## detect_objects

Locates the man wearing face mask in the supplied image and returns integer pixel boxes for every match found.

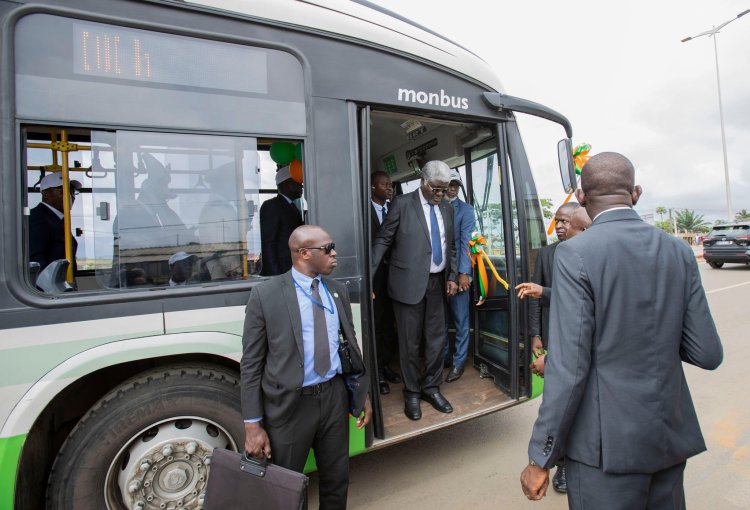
[29,172,83,277]
[260,165,304,276]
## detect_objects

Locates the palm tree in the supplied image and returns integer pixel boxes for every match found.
[656,206,667,222]
[675,209,709,232]
[736,209,750,221]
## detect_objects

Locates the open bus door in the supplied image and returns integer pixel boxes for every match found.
[464,122,548,399]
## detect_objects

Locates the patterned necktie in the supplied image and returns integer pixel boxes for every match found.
[310,279,330,377]
[430,204,443,266]
[381,204,388,224]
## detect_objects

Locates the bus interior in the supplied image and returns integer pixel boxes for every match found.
[364,110,523,444]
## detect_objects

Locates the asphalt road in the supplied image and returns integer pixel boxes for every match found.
[308,260,750,509]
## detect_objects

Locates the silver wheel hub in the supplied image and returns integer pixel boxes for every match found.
[106,417,236,510]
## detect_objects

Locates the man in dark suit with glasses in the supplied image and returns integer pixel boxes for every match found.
[371,160,458,421]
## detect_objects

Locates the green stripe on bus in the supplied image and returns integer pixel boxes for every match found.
[0,434,25,510]
[0,333,162,387]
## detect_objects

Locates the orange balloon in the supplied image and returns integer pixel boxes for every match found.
[290,159,304,184]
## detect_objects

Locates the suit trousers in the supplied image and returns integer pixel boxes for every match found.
[566,458,686,510]
[443,289,470,368]
[392,272,447,397]
[265,376,350,510]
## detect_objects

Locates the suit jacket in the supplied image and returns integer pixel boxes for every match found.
[371,190,457,305]
[528,242,559,340]
[451,198,476,275]
[529,208,723,474]
[29,203,78,275]
[259,195,303,276]
[241,271,367,426]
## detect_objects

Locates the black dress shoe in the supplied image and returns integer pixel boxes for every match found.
[552,465,567,493]
[445,365,464,383]
[382,366,402,384]
[404,396,421,420]
[379,379,390,395]
[421,391,453,413]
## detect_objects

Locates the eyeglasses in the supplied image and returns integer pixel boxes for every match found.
[428,186,448,194]
[299,242,335,254]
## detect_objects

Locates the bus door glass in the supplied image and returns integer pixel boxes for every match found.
[463,138,518,395]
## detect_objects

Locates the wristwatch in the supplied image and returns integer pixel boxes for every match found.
[529,458,539,467]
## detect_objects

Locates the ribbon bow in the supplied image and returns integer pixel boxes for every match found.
[469,232,509,306]
[546,142,592,236]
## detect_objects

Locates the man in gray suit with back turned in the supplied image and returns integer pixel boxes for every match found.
[520,152,723,509]
[372,160,458,421]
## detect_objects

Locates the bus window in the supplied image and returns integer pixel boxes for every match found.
[24,126,303,293]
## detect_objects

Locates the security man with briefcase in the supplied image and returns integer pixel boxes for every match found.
[241,225,371,509]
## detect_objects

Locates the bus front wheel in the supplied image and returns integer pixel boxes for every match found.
[46,364,243,510]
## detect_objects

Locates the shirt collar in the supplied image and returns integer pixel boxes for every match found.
[592,206,632,222]
[42,201,64,219]
[418,187,430,206]
[279,193,294,204]
[291,267,320,288]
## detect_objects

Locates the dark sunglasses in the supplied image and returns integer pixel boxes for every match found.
[299,242,335,254]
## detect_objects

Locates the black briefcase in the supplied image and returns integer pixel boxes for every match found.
[203,448,308,510]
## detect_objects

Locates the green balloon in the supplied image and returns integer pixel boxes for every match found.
[294,143,303,162]
[270,142,295,165]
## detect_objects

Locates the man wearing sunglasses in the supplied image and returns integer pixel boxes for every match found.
[371,160,459,421]
[242,225,371,508]
[29,172,82,278]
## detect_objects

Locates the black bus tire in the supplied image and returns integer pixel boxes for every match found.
[46,364,243,510]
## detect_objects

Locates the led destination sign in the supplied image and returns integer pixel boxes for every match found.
[73,21,267,94]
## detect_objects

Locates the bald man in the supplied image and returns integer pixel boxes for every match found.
[520,153,722,509]
[242,225,371,508]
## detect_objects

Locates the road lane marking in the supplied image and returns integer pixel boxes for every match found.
[706,281,750,295]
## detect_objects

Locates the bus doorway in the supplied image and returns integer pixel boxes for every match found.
[361,109,519,444]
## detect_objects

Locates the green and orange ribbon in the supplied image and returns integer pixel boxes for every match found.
[546,143,592,236]
[469,232,509,306]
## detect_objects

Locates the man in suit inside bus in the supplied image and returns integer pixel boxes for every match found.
[243,225,371,509]
[371,160,458,421]
[29,173,82,277]
[370,170,402,394]
[442,169,476,383]
[520,152,723,509]
[260,165,304,276]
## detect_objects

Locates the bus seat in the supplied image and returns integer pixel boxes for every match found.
[36,259,74,294]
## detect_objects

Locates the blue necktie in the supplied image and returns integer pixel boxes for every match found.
[430,204,443,266]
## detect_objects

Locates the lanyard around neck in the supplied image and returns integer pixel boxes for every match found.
[293,277,335,315]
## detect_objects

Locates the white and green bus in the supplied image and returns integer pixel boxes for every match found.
[0,1,576,508]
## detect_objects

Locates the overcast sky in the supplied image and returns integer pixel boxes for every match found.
[373,0,750,223]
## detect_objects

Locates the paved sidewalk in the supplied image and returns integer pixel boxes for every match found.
[691,244,703,259]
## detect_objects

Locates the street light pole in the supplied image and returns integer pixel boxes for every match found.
[682,9,749,222]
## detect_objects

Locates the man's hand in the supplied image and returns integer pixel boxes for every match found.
[356,394,373,430]
[457,273,470,293]
[515,282,543,300]
[520,463,549,501]
[446,280,458,297]
[530,354,545,378]
[244,422,272,459]
[531,336,544,355]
